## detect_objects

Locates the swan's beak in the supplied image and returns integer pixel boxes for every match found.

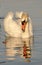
[21,20,27,32]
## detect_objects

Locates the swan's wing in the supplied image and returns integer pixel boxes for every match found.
[4,12,22,37]
[4,12,14,35]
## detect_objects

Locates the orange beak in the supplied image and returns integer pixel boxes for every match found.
[21,21,27,32]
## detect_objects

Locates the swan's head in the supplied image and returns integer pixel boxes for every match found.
[7,12,14,19]
[21,12,29,32]
[15,11,29,32]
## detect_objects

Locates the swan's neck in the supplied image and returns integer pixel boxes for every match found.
[25,22,29,32]
[22,22,30,38]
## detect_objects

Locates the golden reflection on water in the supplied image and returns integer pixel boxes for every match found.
[4,37,34,62]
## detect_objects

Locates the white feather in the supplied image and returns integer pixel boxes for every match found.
[4,12,22,37]
[15,11,23,18]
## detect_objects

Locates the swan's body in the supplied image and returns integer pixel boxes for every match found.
[4,12,22,37]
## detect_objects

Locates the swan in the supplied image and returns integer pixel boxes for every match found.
[4,12,22,38]
[4,11,33,38]
[15,12,33,38]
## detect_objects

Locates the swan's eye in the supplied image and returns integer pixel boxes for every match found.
[22,20,25,25]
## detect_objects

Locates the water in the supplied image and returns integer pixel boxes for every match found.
[0,0,42,65]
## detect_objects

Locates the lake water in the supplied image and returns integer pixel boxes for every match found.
[0,0,42,65]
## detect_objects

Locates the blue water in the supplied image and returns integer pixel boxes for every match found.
[0,0,42,65]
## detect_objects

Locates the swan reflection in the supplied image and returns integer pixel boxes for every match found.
[21,37,34,62]
[4,37,34,62]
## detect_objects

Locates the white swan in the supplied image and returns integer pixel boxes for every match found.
[15,12,33,38]
[4,12,22,38]
[4,11,33,38]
